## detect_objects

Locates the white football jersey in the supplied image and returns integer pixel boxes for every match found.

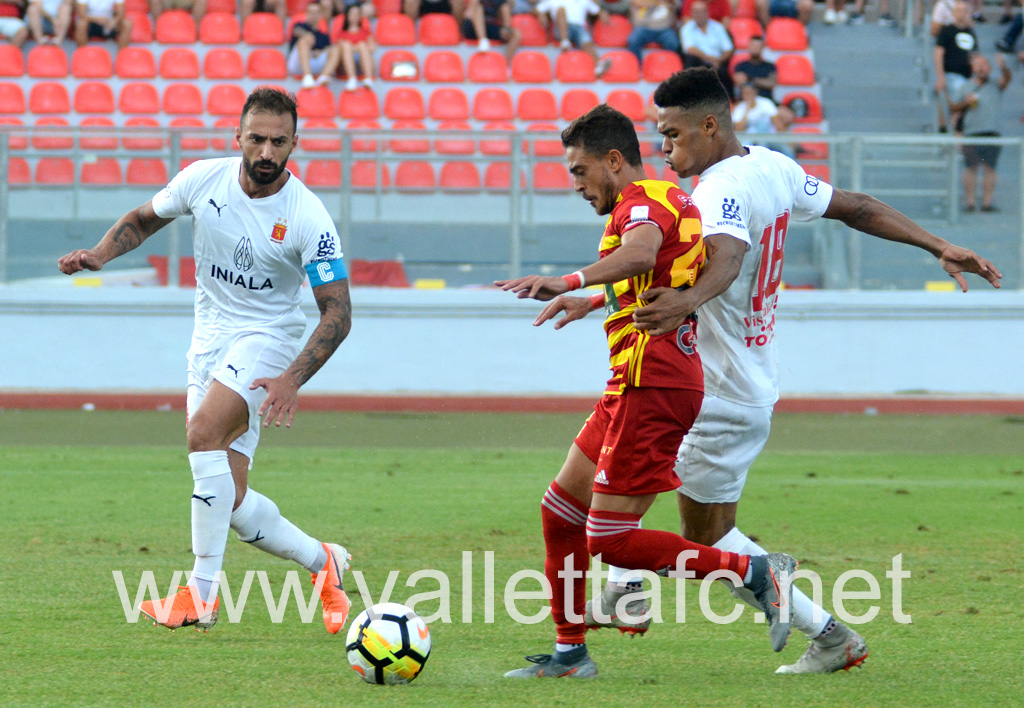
[152,157,345,356]
[690,146,833,407]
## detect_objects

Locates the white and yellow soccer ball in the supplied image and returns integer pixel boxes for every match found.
[346,603,431,685]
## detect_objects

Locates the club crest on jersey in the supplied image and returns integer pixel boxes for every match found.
[676,320,697,355]
[270,218,287,243]
[233,236,254,271]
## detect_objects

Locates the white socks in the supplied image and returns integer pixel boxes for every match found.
[713,527,830,638]
[189,451,235,604]
[230,488,324,574]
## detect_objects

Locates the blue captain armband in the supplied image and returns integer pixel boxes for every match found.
[305,258,348,287]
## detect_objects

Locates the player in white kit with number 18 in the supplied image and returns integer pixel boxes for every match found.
[58,88,355,635]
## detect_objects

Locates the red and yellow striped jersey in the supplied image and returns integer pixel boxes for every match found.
[597,180,706,393]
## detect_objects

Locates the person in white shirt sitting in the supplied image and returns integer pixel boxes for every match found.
[680,0,732,95]
[536,0,612,75]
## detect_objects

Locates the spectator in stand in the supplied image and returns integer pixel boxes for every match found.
[627,0,680,62]
[0,0,28,47]
[930,0,955,35]
[732,35,776,101]
[240,0,286,27]
[995,0,1024,59]
[934,0,976,133]
[535,0,611,75]
[681,0,728,23]
[755,0,810,26]
[949,54,1011,212]
[335,3,375,91]
[846,0,895,24]
[731,80,795,156]
[332,0,375,20]
[150,0,205,26]
[74,0,132,49]
[680,0,733,96]
[405,0,466,26]
[289,1,340,88]
[463,0,522,59]
[26,0,71,42]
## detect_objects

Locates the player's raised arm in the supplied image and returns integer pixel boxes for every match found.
[57,200,173,274]
[251,277,352,428]
[823,188,1002,291]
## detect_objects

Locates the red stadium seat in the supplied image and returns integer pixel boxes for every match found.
[483,162,525,190]
[338,89,380,119]
[511,13,547,46]
[560,88,599,121]
[605,89,645,122]
[347,119,381,152]
[533,162,570,190]
[80,157,123,185]
[32,117,72,149]
[592,14,631,47]
[7,157,30,184]
[0,117,28,149]
[0,83,25,113]
[115,47,156,78]
[29,83,70,114]
[792,125,827,159]
[375,13,416,46]
[243,13,285,44]
[200,12,241,43]
[801,162,829,182]
[73,82,116,114]
[0,45,23,76]
[642,162,658,180]
[297,87,337,119]
[118,83,160,114]
[428,87,469,121]
[395,160,436,190]
[599,50,639,82]
[468,51,508,82]
[384,86,426,120]
[210,116,240,150]
[480,121,514,155]
[35,157,74,184]
[299,118,340,151]
[472,88,513,121]
[123,116,163,150]
[71,46,113,78]
[126,158,169,185]
[305,160,342,187]
[208,84,247,117]
[555,50,595,82]
[128,11,153,42]
[159,47,200,79]
[203,47,245,79]
[27,45,67,78]
[525,122,562,157]
[516,88,557,121]
[162,83,203,115]
[510,50,551,83]
[642,50,682,83]
[765,17,807,51]
[375,0,401,12]
[388,120,430,153]
[423,51,464,82]
[169,116,209,150]
[439,161,480,190]
[207,0,236,11]
[728,17,761,49]
[419,13,460,45]
[781,90,823,123]
[246,48,288,79]
[155,10,197,43]
[734,0,757,18]
[434,121,474,154]
[379,50,420,81]
[775,54,815,86]
[351,160,391,189]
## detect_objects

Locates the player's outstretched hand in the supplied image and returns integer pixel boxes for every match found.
[633,287,697,336]
[251,374,300,429]
[494,275,570,301]
[58,249,104,275]
[534,295,593,329]
[939,245,1002,291]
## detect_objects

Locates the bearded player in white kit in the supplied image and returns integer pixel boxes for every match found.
[538,68,1002,673]
[58,88,354,634]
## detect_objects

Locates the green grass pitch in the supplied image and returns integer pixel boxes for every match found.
[0,410,1021,707]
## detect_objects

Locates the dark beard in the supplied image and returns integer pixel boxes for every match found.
[243,157,287,185]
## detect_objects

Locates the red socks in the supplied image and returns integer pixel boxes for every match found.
[541,482,590,645]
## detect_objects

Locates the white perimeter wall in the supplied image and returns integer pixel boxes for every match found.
[1,286,1022,396]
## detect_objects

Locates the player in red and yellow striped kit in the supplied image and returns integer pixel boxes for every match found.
[497,105,796,679]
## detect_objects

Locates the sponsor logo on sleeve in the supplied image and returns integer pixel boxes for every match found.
[315,233,337,259]
[630,205,649,222]
[722,197,741,221]
[270,218,288,243]
[804,176,820,196]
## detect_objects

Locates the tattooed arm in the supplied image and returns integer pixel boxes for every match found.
[58,201,174,274]
[250,278,353,428]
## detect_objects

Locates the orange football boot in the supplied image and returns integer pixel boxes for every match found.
[139,585,219,632]
[312,543,352,634]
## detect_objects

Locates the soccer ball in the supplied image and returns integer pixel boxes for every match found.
[346,603,431,685]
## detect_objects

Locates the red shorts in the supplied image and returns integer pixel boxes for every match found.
[574,387,702,496]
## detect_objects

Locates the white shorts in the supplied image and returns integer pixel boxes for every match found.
[287,45,331,76]
[0,17,26,39]
[675,393,773,504]
[186,332,299,460]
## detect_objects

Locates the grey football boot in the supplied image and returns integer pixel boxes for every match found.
[745,553,798,653]
[504,646,599,679]
[776,622,869,674]
[584,584,651,636]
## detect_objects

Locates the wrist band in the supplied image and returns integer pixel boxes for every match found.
[589,292,604,309]
[561,270,585,290]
